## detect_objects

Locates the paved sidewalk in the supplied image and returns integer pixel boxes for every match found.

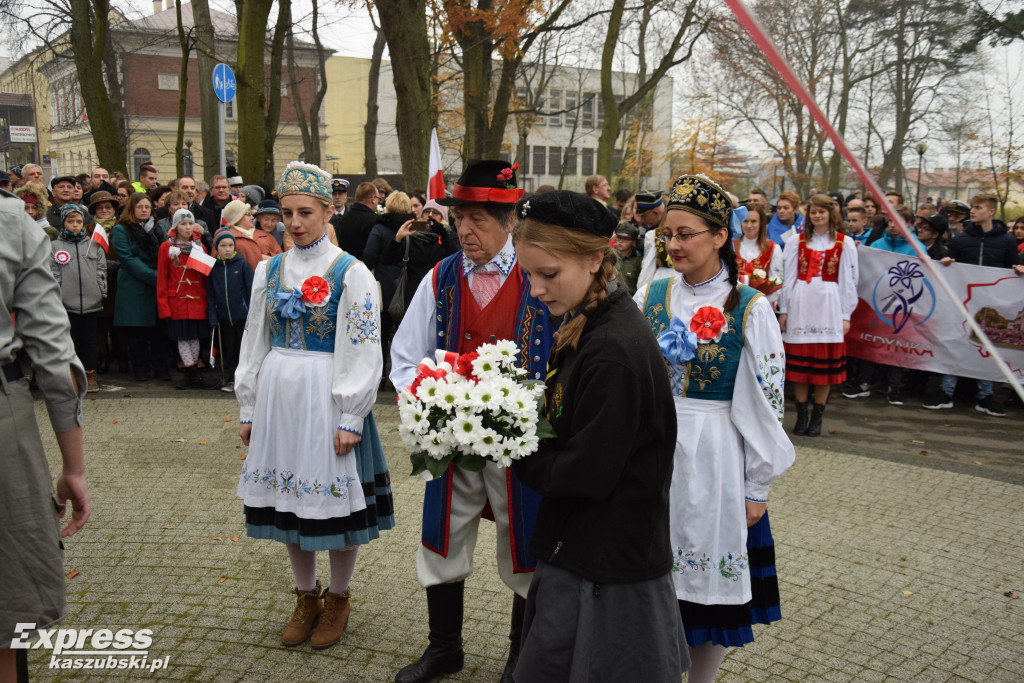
[25,393,1024,681]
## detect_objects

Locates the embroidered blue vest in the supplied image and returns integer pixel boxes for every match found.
[643,277,762,400]
[265,252,357,353]
[421,252,554,573]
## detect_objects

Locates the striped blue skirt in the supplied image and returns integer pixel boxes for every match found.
[679,511,781,648]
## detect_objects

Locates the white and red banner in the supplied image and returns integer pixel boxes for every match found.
[427,128,445,201]
[185,248,216,276]
[91,225,109,253]
[847,249,1024,382]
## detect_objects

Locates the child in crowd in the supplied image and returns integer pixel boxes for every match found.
[613,222,642,295]
[50,204,107,393]
[207,230,254,393]
[156,209,219,390]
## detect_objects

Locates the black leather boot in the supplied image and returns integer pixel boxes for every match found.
[806,403,826,437]
[499,594,526,683]
[395,581,465,683]
[793,401,810,435]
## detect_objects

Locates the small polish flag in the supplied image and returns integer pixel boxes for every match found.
[186,248,216,276]
[91,225,109,253]
[427,128,445,201]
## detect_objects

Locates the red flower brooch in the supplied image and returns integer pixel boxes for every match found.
[690,306,727,343]
[301,275,330,305]
[496,161,519,189]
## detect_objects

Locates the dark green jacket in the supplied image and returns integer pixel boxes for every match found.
[112,222,165,327]
[616,248,642,296]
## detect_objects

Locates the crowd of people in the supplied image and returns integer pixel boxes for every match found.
[0,162,463,397]
[3,154,1022,683]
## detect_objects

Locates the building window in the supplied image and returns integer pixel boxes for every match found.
[225,150,236,169]
[598,99,606,128]
[280,84,288,98]
[581,94,594,128]
[564,92,577,126]
[519,148,529,174]
[564,147,577,176]
[182,149,194,177]
[532,145,546,176]
[226,99,235,119]
[548,146,562,175]
[582,148,594,177]
[157,74,179,91]
[499,150,510,162]
[133,148,151,180]
[612,148,623,176]
[548,90,561,127]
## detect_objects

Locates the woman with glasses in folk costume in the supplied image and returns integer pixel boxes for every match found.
[636,175,795,683]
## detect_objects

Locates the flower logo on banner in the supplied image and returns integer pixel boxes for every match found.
[690,306,727,343]
[54,250,71,265]
[872,260,935,333]
[301,275,330,306]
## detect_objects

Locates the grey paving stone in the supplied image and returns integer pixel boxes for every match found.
[19,399,1024,681]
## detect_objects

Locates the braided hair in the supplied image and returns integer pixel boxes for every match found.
[512,218,619,356]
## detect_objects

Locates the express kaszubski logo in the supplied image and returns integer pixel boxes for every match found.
[11,623,170,673]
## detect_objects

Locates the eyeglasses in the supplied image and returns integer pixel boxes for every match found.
[658,228,714,244]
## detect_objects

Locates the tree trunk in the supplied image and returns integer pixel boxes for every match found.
[305,0,330,167]
[264,0,290,185]
[377,0,431,188]
[596,0,626,178]
[364,26,386,176]
[236,0,274,184]
[68,0,127,176]
[454,17,494,162]
[191,0,220,180]
[174,1,191,179]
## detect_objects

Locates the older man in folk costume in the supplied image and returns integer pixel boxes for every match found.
[390,160,554,683]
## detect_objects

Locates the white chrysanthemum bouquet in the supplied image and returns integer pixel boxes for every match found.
[398,341,555,480]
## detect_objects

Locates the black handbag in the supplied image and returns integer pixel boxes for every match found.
[387,237,411,322]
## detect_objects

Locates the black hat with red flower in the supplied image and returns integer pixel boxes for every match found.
[436,159,524,206]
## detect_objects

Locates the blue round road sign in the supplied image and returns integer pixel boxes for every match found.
[213,63,236,103]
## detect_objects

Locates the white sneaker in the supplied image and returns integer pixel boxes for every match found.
[842,383,871,399]
[221,381,234,393]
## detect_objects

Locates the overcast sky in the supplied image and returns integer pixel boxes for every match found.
[6,0,1021,172]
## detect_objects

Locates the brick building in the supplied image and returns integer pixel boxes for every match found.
[5,1,326,184]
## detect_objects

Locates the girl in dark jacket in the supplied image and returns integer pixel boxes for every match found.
[112,192,169,381]
[207,230,254,392]
[510,191,687,682]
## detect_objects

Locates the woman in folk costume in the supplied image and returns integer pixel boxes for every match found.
[735,203,784,310]
[235,161,395,650]
[636,175,795,683]
[777,193,859,437]
[511,192,688,682]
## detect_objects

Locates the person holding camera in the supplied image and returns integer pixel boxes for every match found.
[377,199,460,318]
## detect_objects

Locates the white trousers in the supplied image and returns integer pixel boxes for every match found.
[416,460,533,598]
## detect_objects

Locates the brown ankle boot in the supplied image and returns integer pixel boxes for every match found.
[281,581,323,647]
[310,589,351,650]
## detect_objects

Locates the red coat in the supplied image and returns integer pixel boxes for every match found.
[231,227,282,272]
[156,234,209,321]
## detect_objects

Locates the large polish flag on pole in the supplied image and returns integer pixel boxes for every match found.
[428,129,445,201]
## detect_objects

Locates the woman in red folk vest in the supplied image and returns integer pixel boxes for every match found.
[734,204,784,310]
[777,194,859,437]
